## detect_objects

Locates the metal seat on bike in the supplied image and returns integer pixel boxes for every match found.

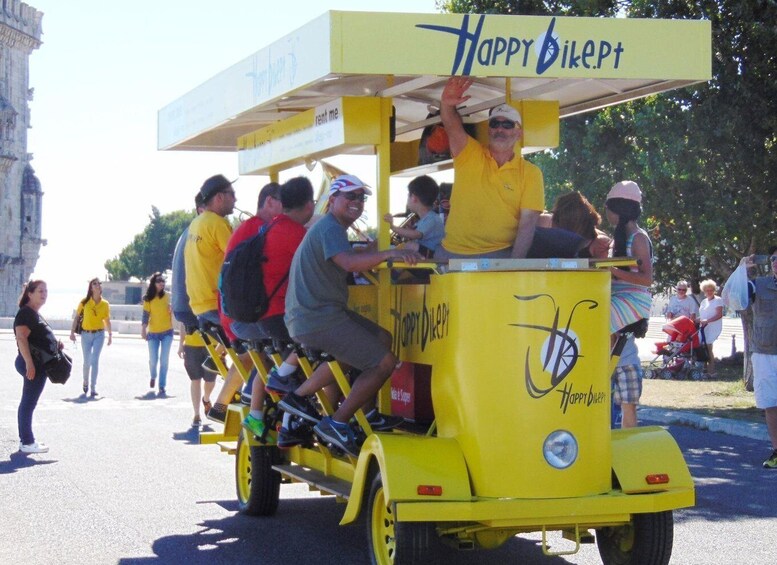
[199,320,230,345]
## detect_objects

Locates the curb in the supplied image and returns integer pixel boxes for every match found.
[639,407,769,442]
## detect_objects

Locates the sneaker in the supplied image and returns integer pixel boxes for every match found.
[90,390,98,398]
[150,378,156,389]
[277,423,313,448]
[314,416,359,457]
[207,403,228,424]
[265,368,297,395]
[365,410,404,432]
[241,414,276,444]
[278,392,321,424]
[82,382,88,394]
[20,442,49,454]
[763,450,777,469]
[202,357,220,374]
[158,388,167,397]
[192,416,202,428]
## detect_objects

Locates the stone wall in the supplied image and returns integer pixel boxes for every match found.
[0,1,43,315]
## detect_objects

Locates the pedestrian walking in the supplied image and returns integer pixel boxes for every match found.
[70,278,112,397]
[141,272,174,395]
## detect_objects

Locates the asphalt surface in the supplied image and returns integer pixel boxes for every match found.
[1,330,775,564]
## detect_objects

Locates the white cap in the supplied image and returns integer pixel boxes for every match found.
[328,174,373,196]
[489,104,522,126]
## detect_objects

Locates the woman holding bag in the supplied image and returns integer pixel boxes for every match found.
[70,278,112,397]
[14,280,61,454]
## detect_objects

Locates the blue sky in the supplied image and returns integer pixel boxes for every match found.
[27,0,439,289]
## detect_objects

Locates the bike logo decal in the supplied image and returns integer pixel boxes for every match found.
[509,293,598,399]
[391,286,449,354]
[416,15,624,76]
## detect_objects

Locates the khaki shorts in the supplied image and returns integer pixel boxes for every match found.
[292,310,390,371]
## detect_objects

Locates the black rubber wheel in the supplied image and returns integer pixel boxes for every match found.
[596,510,674,565]
[235,432,281,516]
[366,472,436,565]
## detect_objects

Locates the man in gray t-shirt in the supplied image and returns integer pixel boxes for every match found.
[282,175,421,456]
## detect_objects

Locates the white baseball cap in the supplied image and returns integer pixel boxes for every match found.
[328,174,373,196]
[489,104,522,126]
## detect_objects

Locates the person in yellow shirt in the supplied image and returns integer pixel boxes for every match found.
[141,272,174,395]
[70,278,112,397]
[436,76,544,259]
[184,174,235,325]
[184,174,237,424]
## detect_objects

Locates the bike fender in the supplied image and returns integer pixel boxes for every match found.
[612,426,694,495]
[341,433,471,525]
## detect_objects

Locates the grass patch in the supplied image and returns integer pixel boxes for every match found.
[640,361,763,423]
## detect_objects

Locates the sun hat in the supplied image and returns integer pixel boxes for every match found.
[199,174,236,202]
[489,103,522,126]
[606,180,642,203]
[328,174,373,196]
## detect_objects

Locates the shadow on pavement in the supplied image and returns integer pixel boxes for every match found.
[171,426,214,445]
[117,497,593,564]
[135,391,161,401]
[0,451,58,474]
[670,424,777,522]
[61,394,91,404]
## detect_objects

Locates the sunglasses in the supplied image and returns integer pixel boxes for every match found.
[488,119,517,130]
[676,288,687,291]
[337,191,368,202]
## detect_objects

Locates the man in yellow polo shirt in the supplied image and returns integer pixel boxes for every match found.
[437,76,544,259]
[184,174,235,325]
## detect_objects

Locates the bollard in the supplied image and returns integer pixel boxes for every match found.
[731,334,737,356]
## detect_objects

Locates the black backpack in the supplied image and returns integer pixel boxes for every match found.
[219,219,287,323]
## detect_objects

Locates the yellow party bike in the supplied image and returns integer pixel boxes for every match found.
[158,10,711,565]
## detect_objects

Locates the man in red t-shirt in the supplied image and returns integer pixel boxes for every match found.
[238,177,317,443]
[206,182,283,424]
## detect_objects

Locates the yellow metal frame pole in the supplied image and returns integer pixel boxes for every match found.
[376,93,394,414]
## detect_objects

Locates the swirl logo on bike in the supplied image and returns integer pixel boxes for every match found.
[509,293,598,400]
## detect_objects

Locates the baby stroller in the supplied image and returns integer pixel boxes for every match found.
[644,315,708,380]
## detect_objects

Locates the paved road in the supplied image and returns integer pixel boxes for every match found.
[1,331,774,564]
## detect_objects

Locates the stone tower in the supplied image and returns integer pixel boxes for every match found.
[0,1,43,315]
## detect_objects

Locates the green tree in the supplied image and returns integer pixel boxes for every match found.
[104,207,195,280]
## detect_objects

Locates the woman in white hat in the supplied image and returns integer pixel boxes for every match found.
[605,180,653,428]
[605,180,654,333]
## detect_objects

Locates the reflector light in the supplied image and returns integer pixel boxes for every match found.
[417,485,443,496]
[645,474,670,485]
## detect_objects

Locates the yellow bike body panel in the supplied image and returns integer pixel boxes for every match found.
[388,269,612,499]
[611,426,695,495]
[341,433,471,525]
